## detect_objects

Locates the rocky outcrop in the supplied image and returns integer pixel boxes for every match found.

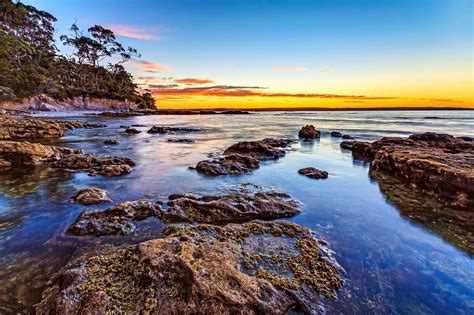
[147,126,200,134]
[0,114,105,140]
[298,125,320,139]
[104,139,119,145]
[341,132,473,211]
[37,221,343,314]
[124,128,141,134]
[71,188,112,205]
[67,201,161,236]
[331,131,353,139]
[163,192,301,224]
[67,192,302,236]
[195,138,293,176]
[195,154,260,176]
[0,141,135,176]
[298,167,328,179]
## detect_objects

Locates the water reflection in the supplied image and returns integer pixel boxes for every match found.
[0,111,473,313]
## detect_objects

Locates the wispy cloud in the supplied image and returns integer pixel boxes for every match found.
[272,66,308,72]
[104,24,159,40]
[174,78,215,85]
[129,60,174,73]
[319,68,333,73]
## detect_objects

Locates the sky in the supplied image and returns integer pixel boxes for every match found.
[27,0,473,109]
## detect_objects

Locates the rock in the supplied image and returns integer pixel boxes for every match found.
[331,131,342,137]
[88,164,133,177]
[131,124,147,127]
[163,192,301,223]
[119,125,129,129]
[298,167,328,179]
[167,138,195,143]
[71,188,112,205]
[67,201,161,236]
[195,155,260,176]
[37,221,343,314]
[125,128,141,134]
[341,132,473,211]
[0,141,82,167]
[147,126,200,134]
[298,125,320,139]
[342,134,354,139]
[0,140,135,176]
[195,138,293,176]
[0,114,105,140]
[104,139,120,145]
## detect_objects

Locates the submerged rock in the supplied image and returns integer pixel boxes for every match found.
[167,138,195,143]
[67,201,161,236]
[147,126,200,134]
[72,188,112,205]
[37,221,343,314]
[0,114,105,140]
[125,128,141,134]
[340,132,474,211]
[195,138,293,176]
[104,139,120,145]
[330,131,342,137]
[298,167,328,179]
[0,141,135,176]
[298,125,320,139]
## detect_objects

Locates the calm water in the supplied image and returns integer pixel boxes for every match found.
[0,110,473,313]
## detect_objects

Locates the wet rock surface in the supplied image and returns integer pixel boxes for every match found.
[104,139,120,145]
[67,201,161,236]
[71,188,112,205]
[124,128,141,134]
[67,191,302,235]
[299,125,320,139]
[0,114,105,140]
[341,132,474,211]
[163,192,301,223]
[196,138,293,176]
[298,167,329,179]
[37,220,343,314]
[167,138,195,143]
[147,126,200,134]
[0,141,135,176]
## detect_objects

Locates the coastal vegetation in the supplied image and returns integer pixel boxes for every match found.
[0,0,155,109]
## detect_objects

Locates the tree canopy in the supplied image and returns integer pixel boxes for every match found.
[0,0,155,109]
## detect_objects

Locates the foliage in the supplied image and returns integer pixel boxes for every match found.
[0,0,155,108]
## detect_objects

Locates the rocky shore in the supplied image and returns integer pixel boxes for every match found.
[1,112,472,312]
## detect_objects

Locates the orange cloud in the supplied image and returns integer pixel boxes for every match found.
[104,24,158,40]
[129,60,174,73]
[150,85,396,100]
[174,78,215,85]
[272,66,307,72]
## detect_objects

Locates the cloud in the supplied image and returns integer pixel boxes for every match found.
[149,85,397,100]
[319,68,332,73]
[129,60,174,73]
[174,78,215,85]
[104,24,158,40]
[272,66,308,72]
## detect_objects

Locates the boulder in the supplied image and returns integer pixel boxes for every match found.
[125,128,141,134]
[71,188,112,205]
[298,167,328,179]
[195,138,293,176]
[298,125,320,139]
[147,126,200,134]
[167,138,195,143]
[88,164,133,177]
[37,221,343,314]
[330,131,342,137]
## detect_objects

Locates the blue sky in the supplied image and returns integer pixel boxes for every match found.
[25,0,473,108]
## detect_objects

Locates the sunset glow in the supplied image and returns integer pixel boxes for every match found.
[28,0,473,109]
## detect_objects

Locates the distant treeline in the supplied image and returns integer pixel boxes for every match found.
[0,0,155,108]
